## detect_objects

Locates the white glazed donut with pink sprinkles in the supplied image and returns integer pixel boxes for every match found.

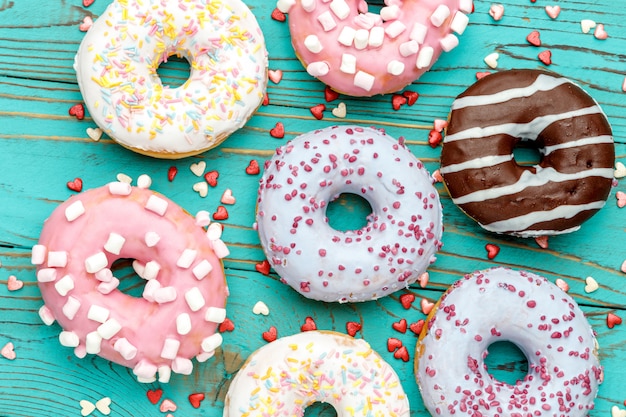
[278,0,473,96]
[223,330,410,416]
[415,267,603,417]
[75,0,268,158]
[256,125,443,302]
[33,184,229,383]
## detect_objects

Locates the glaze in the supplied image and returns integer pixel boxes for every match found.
[256,125,443,302]
[75,0,268,158]
[441,69,615,237]
[33,184,229,382]
[278,0,473,96]
[415,267,603,417]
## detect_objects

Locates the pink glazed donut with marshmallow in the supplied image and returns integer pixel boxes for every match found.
[277,0,473,96]
[32,183,229,383]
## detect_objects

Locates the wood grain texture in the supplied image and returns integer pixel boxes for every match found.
[0,0,625,416]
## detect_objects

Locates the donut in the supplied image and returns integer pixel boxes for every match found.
[224,330,410,416]
[276,0,473,96]
[75,0,268,159]
[415,267,603,417]
[256,125,443,302]
[440,69,615,237]
[32,183,229,383]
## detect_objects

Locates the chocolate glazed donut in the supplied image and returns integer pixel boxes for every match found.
[440,69,615,237]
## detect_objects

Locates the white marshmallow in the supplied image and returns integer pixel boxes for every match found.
[430,5,451,27]
[416,46,434,69]
[65,200,85,222]
[192,259,213,280]
[301,0,316,12]
[354,29,369,50]
[196,351,215,363]
[158,366,172,383]
[145,195,168,216]
[37,268,57,283]
[410,23,429,44]
[459,0,474,14]
[137,174,152,189]
[337,26,356,46]
[451,12,470,35]
[133,360,157,379]
[440,34,459,52]
[97,318,122,340]
[142,279,161,302]
[85,331,102,354]
[368,26,385,48]
[144,231,161,247]
[54,275,75,296]
[354,71,375,92]
[59,331,80,347]
[201,333,223,353]
[108,181,131,196]
[97,277,119,294]
[340,54,357,74]
[176,313,192,335]
[87,304,110,323]
[329,0,350,20]
[62,296,81,320]
[307,61,330,77]
[132,260,145,279]
[206,223,223,241]
[387,60,405,75]
[304,34,323,53]
[276,0,295,13]
[95,268,113,282]
[160,338,181,360]
[142,260,161,280]
[380,5,400,21]
[317,11,336,31]
[47,251,68,268]
[211,239,230,259]
[400,40,420,57]
[38,305,56,326]
[114,337,137,360]
[195,210,211,227]
[205,307,227,323]
[31,244,47,265]
[104,232,125,255]
[185,287,206,312]
[171,357,194,375]
[385,20,406,39]
[85,251,108,274]
[154,287,177,303]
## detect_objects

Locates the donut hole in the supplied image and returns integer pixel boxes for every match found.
[110,258,147,298]
[484,340,529,386]
[325,193,373,232]
[303,402,337,416]
[156,54,191,89]
[512,140,543,167]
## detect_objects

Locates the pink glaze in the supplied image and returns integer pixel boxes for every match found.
[33,184,228,383]
[415,267,603,417]
[278,0,473,96]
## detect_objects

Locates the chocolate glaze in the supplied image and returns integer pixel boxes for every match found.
[441,69,615,237]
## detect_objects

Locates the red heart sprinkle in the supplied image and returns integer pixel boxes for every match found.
[167,166,178,182]
[538,50,552,65]
[188,393,205,409]
[147,389,163,405]
[391,94,407,111]
[428,130,443,148]
[346,321,362,337]
[399,293,415,309]
[310,104,326,120]
[300,316,317,332]
[212,206,229,221]
[409,319,425,335]
[526,30,541,46]
[83,0,95,6]
[204,170,219,187]
[262,326,277,342]
[271,8,286,22]
[485,243,500,259]
[387,337,402,352]
[476,71,492,80]
[255,260,271,275]
[66,178,83,192]
[262,93,270,106]
[68,103,85,120]
[245,160,260,175]
[324,86,340,102]
[402,90,419,106]
[393,345,410,362]
[392,318,408,333]
[270,122,285,138]
[219,317,235,332]
[607,312,622,329]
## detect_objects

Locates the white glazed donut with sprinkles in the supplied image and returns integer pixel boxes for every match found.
[415,267,603,417]
[256,125,443,302]
[33,184,229,383]
[224,330,410,416]
[75,0,268,158]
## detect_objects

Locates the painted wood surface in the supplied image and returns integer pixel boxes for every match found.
[0,0,625,416]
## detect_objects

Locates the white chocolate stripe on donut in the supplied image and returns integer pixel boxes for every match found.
[451,74,570,110]
[451,166,614,205]
[444,105,604,142]
[542,134,614,155]
[439,154,514,174]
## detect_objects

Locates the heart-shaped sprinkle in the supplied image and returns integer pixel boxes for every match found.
[432,170,443,183]
[262,326,277,342]
[421,298,435,315]
[262,93,270,106]
[607,312,622,329]
[96,397,111,415]
[526,30,541,46]
[545,5,561,19]
[1,342,16,360]
[392,318,408,333]
[584,276,599,293]
[433,119,448,132]
[594,24,608,40]
[190,161,206,177]
[310,104,326,120]
[535,235,549,249]
[86,127,102,141]
[212,205,229,220]
[146,389,163,405]
[7,275,23,291]
[616,191,626,208]
[219,317,235,332]
[331,102,347,118]
[296,316,316,333]
[69,103,85,120]
[79,400,96,416]
[393,346,409,362]
[246,160,260,175]
[581,19,596,34]
[555,278,570,292]
[268,69,283,84]
[192,181,208,198]
[346,321,362,336]
[270,8,286,22]
[160,399,177,413]
[220,189,236,205]
[67,178,83,192]
[615,162,626,178]
[255,260,271,275]
[79,16,93,31]
[417,272,430,287]
[538,50,552,65]
[621,259,626,273]
[489,4,504,21]
[399,293,415,309]
[476,71,492,80]
[387,337,402,352]
[484,52,499,69]
[252,301,270,315]
[270,122,285,138]
[611,405,626,417]
[391,94,407,111]
[324,86,340,102]
[188,393,205,409]
[83,0,95,6]
[402,90,419,106]
[167,166,178,182]
[204,170,219,187]
[485,243,500,259]
[409,319,425,335]
[622,77,626,93]
[427,130,443,148]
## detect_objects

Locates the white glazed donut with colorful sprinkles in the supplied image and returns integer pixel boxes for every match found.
[224,330,410,416]
[256,125,443,302]
[33,183,229,383]
[415,267,603,417]
[278,0,473,96]
[75,0,268,158]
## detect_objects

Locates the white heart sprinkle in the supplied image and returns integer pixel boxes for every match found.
[192,181,208,198]
[331,102,347,118]
[96,397,112,415]
[252,301,270,315]
[79,400,96,417]
[611,405,626,417]
[614,162,626,178]
[580,19,596,33]
[116,173,132,184]
[584,276,599,293]
[484,52,499,69]
[190,161,206,177]
[137,174,152,189]
[86,127,103,142]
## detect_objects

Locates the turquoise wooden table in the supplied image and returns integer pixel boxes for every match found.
[1,0,625,416]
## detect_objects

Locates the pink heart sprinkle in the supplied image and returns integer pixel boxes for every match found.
[616,191,626,208]
[83,0,95,6]
[621,260,626,274]
[421,298,434,315]
[79,16,93,32]
[432,169,443,183]
[433,119,448,133]
[545,5,561,19]
[1,342,16,360]
[594,24,608,40]
[489,4,504,21]
[417,272,430,288]
[7,275,23,291]
[220,189,236,205]
[160,399,177,413]
[535,235,549,249]
[555,278,570,292]
[268,69,283,84]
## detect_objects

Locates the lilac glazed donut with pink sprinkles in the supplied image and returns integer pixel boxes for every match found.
[415,267,603,417]
[255,125,443,302]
